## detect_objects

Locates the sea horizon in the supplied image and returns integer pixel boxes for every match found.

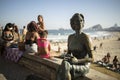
[19,29,115,42]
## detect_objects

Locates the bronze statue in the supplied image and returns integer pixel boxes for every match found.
[57,13,94,80]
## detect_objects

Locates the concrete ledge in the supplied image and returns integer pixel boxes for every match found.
[19,54,62,80]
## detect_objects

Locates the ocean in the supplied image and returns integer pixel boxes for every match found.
[19,29,111,42]
[47,29,111,42]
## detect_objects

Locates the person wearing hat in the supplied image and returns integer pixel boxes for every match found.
[2,23,14,47]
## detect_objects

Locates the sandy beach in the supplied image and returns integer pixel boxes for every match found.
[50,32,120,63]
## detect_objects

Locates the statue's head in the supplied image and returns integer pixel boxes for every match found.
[70,13,84,31]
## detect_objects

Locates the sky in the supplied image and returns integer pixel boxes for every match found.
[0,0,120,29]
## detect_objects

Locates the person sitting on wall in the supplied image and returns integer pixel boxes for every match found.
[1,23,22,62]
[25,21,40,55]
[2,23,14,47]
[36,30,51,58]
[113,56,119,70]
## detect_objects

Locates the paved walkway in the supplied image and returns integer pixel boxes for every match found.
[0,56,118,80]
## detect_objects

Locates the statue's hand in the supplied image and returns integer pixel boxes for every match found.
[71,57,78,64]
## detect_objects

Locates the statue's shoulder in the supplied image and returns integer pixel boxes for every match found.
[82,32,92,42]
[82,32,89,38]
[68,33,75,38]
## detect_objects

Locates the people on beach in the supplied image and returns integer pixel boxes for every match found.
[37,15,45,33]
[99,42,103,48]
[113,56,119,70]
[57,13,93,80]
[22,26,27,42]
[25,21,40,55]
[102,55,109,66]
[93,45,97,52]
[106,52,111,63]
[95,53,111,67]
[105,55,120,73]
[94,51,120,73]
[58,45,61,53]
[37,30,51,58]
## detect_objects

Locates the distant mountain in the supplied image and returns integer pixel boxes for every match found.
[104,24,120,31]
[47,23,120,32]
[84,24,103,31]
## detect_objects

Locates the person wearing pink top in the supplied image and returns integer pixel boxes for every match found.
[37,30,51,58]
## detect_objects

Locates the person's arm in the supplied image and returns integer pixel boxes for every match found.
[38,27,44,32]
[70,56,93,64]
[24,32,29,42]
[48,41,51,51]
[12,32,20,43]
[78,58,93,63]
[35,32,40,42]
[38,22,45,32]
[67,35,72,54]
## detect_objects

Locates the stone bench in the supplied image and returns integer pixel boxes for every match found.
[19,54,118,80]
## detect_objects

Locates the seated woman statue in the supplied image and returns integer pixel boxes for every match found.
[57,13,94,80]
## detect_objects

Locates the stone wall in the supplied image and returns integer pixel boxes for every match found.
[19,54,62,80]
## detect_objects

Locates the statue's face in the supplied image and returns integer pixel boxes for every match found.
[71,16,84,31]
